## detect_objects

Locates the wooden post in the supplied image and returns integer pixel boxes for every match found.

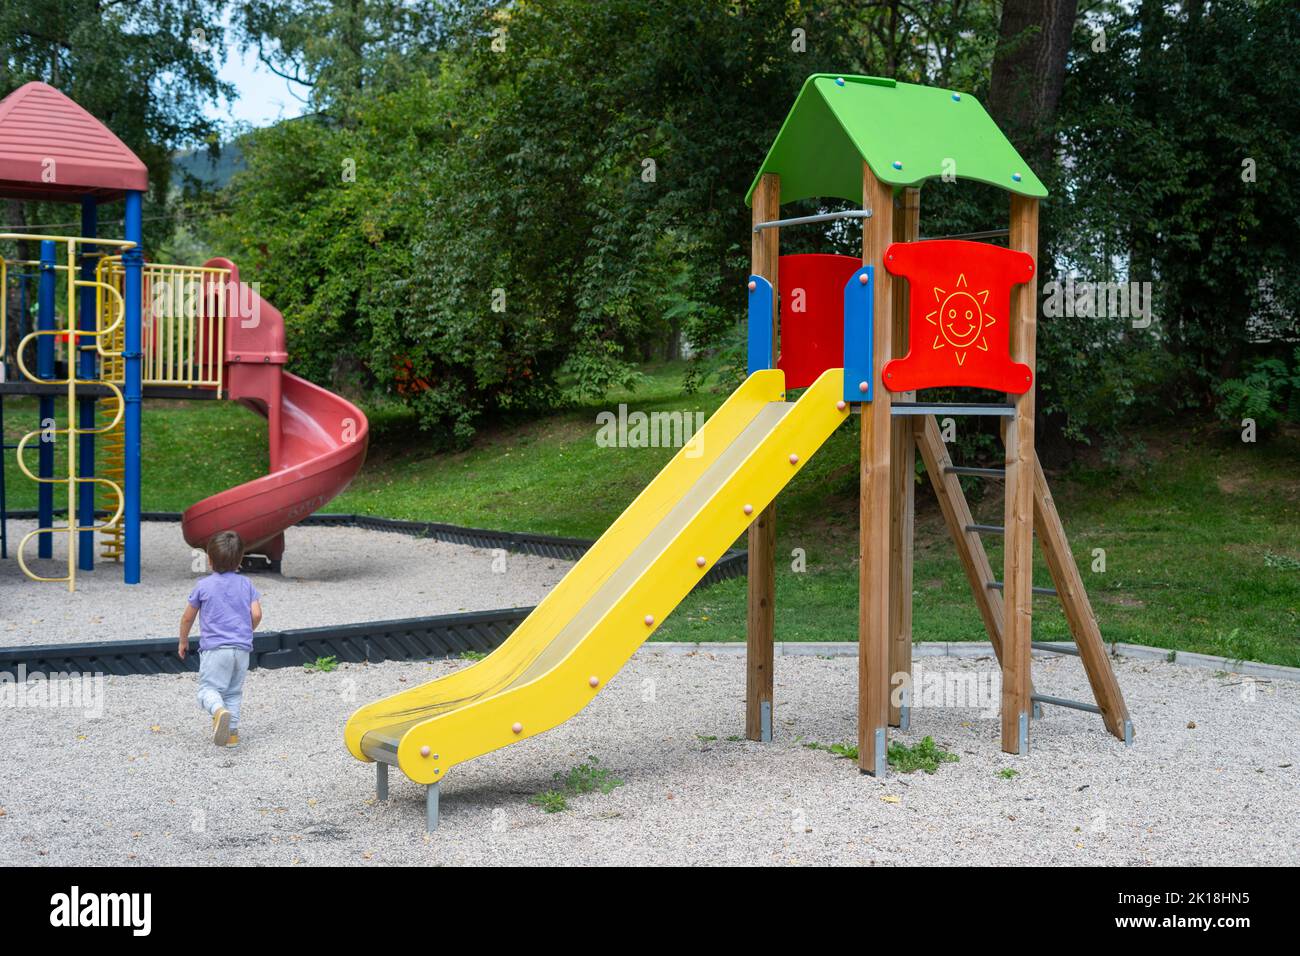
[888,187,920,728]
[746,172,780,742]
[859,163,894,775]
[1001,194,1038,755]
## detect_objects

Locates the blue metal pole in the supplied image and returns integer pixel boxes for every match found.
[123,192,143,584]
[78,197,98,571]
[37,240,56,560]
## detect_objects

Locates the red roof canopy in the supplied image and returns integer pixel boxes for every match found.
[0,82,148,203]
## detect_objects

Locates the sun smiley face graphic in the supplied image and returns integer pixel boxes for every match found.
[926,272,994,366]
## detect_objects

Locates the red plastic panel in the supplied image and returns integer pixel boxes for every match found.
[882,240,1035,394]
[777,253,861,389]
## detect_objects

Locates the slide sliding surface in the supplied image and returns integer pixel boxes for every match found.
[345,368,848,785]
[180,258,369,559]
[180,372,368,555]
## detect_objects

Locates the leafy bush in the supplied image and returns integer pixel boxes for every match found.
[1214,349,1300,433]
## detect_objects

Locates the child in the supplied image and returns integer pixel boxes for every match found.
[178,530,263,747]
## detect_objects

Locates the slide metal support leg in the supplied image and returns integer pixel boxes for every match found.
[375,762,388,802]
[426,783,440,832]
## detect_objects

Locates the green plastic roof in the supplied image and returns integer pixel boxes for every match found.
[745,75,1046,206]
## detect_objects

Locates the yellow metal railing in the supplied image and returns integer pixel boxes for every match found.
[1,257,64,363]
[98,258,229,392]
[97,305,127,562]
[2,236,230,589]
[3,234,133,590]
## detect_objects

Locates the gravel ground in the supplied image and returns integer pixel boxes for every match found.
[1,649,1295,866]
[0,520,573,645]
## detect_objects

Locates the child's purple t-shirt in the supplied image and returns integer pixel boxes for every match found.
[188,572,260,651]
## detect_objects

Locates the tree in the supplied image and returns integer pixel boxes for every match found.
[1,0,232,355]
[1060,0,1300,391]
[988,0,1079,169]
[236,0,471,114]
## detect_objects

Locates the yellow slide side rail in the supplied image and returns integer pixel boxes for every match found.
[392,368,848,782]
[345,369,790,759]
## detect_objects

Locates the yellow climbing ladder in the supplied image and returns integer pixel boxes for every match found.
[1,234,132,591]
[4,240,232,588]
[96,261,127,561]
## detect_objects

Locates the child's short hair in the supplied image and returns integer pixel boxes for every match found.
[206,531,245,573]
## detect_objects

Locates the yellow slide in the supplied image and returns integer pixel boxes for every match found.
[345,368,849,819]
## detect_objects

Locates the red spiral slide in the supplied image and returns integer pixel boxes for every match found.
[181,258,369,567]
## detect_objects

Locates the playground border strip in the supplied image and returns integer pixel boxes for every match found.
[0,511,750,676]
[640,641,1300,683]
[0,607,537,678]
[6,520,1292,685]
[2,509,749,581]
[5,630,1296,684]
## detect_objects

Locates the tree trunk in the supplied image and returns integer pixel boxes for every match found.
[3,200,32,363]
[987,0,1079,171]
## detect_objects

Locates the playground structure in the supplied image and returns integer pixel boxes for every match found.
[0,82,368,589]
[347,75,1132,831]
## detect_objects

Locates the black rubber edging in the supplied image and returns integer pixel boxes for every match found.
[0,512,749,676]
[5,508,736,565]
[0,607,535,677]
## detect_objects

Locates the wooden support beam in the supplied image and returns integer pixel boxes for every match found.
[859,163,894,775]
[1032,455,1132,740]
[888,187,920,728]
[746,172,780,742]
[1001,194,1038,755]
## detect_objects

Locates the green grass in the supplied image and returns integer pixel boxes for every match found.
[887,736,959,774]
[336,363,731,538]
[662,411,1300,667]
[5,360,1298,665]
[529,756,624,814]
[2,396,268,513]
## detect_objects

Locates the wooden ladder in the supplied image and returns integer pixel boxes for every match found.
[914,414,1133,744]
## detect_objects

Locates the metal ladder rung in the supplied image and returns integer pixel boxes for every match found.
[987,581,1058,597]
[1031,641,1080,657]
[945,466,1005,478]
[1031,693,1102,716]
[891,402,1016,418]
[965,523,1004,535]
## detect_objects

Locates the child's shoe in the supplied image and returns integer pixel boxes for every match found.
[226,733,239,747]
[212,707,232,746]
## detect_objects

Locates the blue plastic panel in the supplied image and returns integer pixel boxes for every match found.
[842,266,874,402]
[747,275,774,375]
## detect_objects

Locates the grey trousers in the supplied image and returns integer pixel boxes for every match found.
[197,647,250,729]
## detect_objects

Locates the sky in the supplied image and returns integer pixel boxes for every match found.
[206,30,309,129]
